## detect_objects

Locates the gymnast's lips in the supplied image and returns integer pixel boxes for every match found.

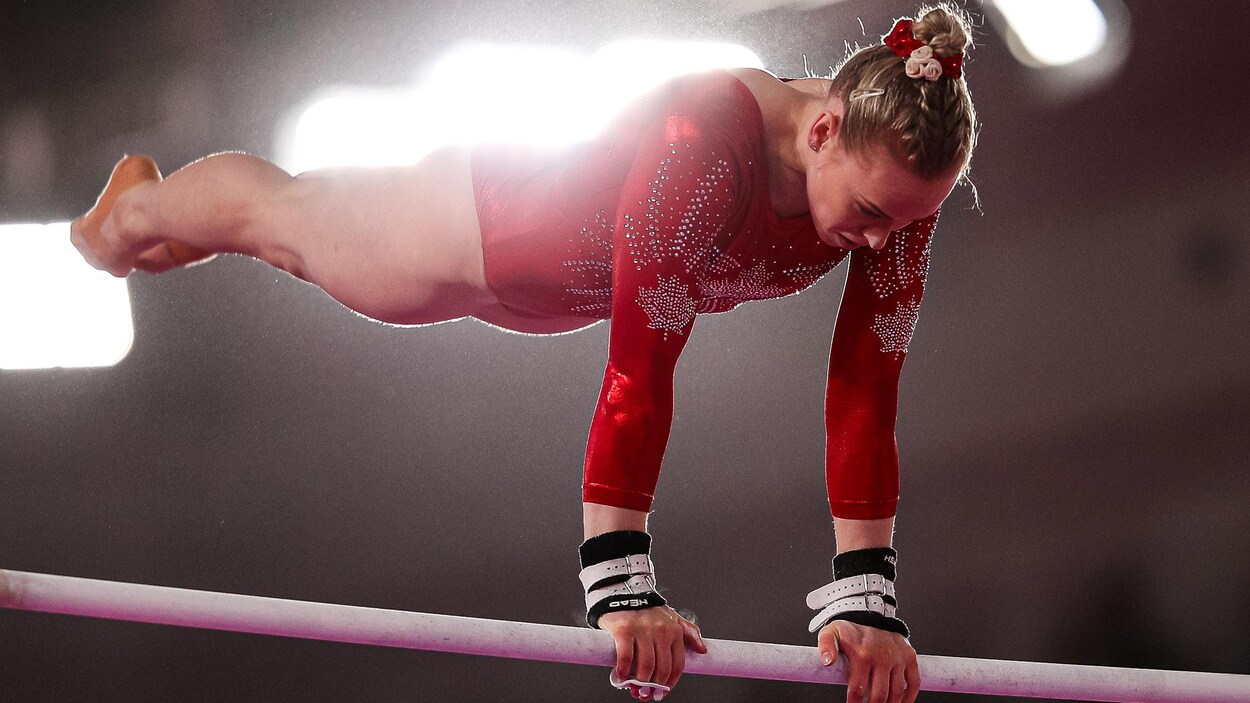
[827,231,866,249]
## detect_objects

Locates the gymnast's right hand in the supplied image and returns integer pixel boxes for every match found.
[598,605,706,700]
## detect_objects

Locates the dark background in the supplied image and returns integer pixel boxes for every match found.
[1,1,1248,701]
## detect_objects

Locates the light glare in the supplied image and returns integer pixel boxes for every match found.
[423,44,591,144]
[280,88,431,173]
[994,0,1107,66]
[280,40,765,169]
[584,41,764,127]
[0,222,134,370]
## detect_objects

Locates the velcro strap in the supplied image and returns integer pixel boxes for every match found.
[807,595,897,633]
[584,573,658,611]
[579,554,654,592]
[805,574,895,609]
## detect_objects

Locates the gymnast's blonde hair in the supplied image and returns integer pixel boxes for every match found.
[829,3,978,182]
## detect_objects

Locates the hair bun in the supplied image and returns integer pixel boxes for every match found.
[911,4,973,58]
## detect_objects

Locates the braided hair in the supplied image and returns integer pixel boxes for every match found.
[828,4,978,182]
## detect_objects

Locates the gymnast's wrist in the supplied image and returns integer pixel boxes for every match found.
[582,502,648,539]
[806,546,910,638]
[579,530,666,628]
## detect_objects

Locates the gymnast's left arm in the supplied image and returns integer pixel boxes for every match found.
[810,212,939,703]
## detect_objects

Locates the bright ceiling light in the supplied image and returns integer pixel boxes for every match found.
[280,40,764,169]
[585,41,764,125]
[422,43,591,145]
[0,222,134,370]
[278,88,430,173]
[993,0,1108,66]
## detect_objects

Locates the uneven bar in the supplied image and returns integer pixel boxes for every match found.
[2,569,1247,702]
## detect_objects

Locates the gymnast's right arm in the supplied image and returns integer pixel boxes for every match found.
[580,279,705,698]
[581,314,704,698]
[577,113,741,698]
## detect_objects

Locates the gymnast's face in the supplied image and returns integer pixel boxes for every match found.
[804,118,959,251]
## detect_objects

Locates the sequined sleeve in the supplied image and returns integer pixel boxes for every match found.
[824,212,939,520]
[581,115,743,512]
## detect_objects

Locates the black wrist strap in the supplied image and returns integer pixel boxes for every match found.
[580,530,652,568]
[817,546,909,638]
[579,530,665,629]
[586,590,668,628]
[833,547,898,580]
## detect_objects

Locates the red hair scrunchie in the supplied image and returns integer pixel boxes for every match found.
[883,18,963,80]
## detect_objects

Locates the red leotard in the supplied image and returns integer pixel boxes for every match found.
[471,70,938,520]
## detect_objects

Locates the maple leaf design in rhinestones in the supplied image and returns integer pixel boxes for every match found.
[636,275,697,335]
[872,297,922,354]
[699,260,789,303]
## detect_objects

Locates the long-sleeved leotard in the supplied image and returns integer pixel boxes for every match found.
[471,70,938,520]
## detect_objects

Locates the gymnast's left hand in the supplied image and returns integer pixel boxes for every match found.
[818,620,919,703]
[599,605,707,700]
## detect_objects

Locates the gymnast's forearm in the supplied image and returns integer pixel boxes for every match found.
[824,391,903,521]
[581,410,672,514]
[581,372,674,515]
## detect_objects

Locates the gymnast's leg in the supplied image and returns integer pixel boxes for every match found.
[70,148,496,326]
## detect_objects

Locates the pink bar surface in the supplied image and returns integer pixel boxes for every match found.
[2,569,1248,702]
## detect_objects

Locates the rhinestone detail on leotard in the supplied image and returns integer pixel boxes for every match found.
[637,275,700,335]
[872,297,922,354]
[629,142,736,335]
[563,208,615,317]
[865,220,934,300]
[697,258,791,310]
[857,218,934,353]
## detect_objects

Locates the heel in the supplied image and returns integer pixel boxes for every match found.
[87,155,163,223]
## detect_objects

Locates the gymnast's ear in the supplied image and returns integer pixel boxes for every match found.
[807,108,844,155]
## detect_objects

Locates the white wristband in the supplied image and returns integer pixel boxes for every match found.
[807,594,897,633]
[805,574,894,609]
[579,554,654,592]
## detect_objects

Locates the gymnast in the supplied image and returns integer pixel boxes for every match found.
[69,5,977,702]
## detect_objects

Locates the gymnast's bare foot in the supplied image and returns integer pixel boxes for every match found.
[70,155,213,276]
